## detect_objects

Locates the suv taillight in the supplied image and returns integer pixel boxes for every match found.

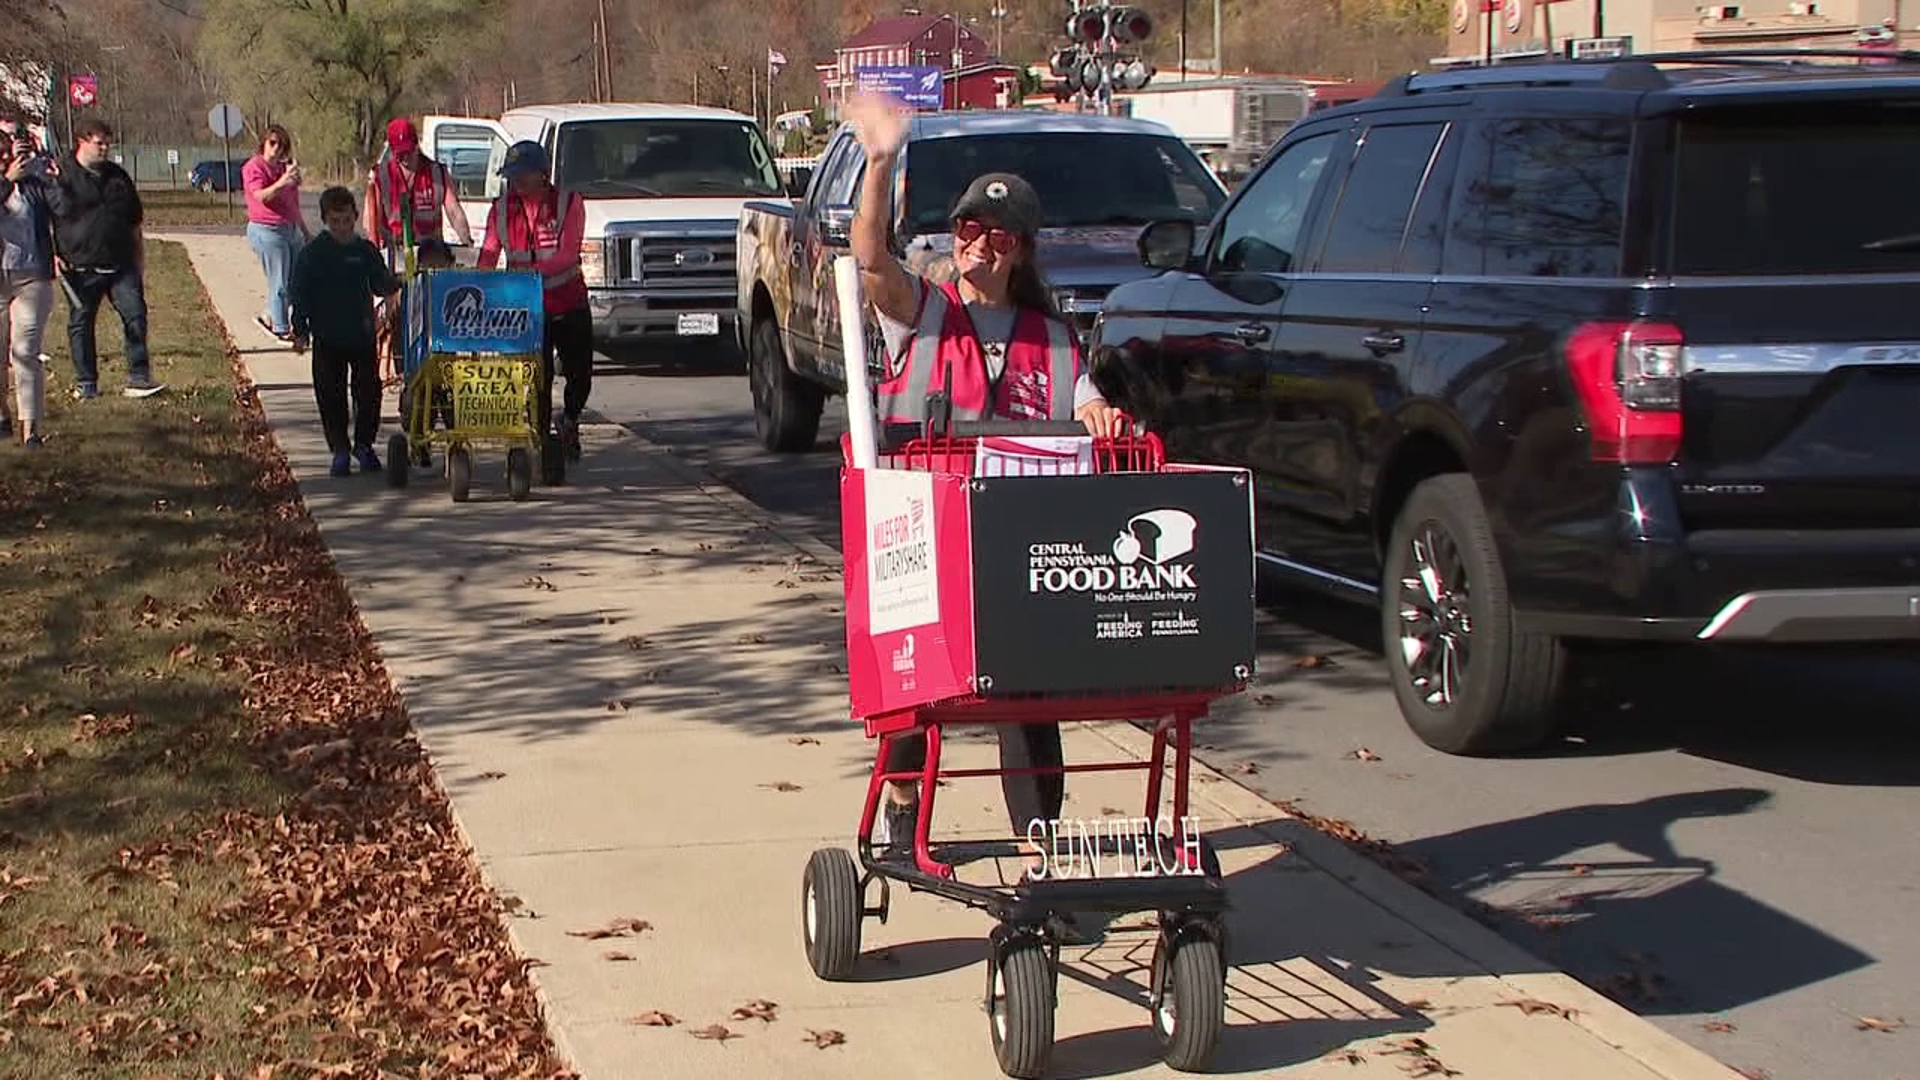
[1565,321,1685,465]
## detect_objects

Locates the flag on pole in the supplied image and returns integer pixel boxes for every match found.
[768,47,787,73]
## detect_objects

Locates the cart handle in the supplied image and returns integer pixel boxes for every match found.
[942,418,1148,438]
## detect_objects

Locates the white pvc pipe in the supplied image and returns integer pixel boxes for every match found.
[834,254,881,470]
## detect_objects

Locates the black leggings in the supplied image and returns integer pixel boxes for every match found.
[887,724,1065,835]
[536,308,594,435]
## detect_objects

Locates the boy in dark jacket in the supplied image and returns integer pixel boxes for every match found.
[289,186,400,477]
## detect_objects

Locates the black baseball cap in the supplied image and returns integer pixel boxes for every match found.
[950,173,1043,236]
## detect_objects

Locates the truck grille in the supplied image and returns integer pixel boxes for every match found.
[606,226,737,310]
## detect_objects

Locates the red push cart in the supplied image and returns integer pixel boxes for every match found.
[801,417,1258,1078]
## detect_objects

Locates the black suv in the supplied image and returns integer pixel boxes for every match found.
[1088,51,1920,755]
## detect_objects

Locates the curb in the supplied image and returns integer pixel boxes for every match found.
[579,418,1742,1080]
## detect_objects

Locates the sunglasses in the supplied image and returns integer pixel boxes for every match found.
[954,217,1018,254]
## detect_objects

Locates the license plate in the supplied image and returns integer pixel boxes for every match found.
[677,312,720,337]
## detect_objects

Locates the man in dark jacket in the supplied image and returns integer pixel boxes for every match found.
[43,118,164,399]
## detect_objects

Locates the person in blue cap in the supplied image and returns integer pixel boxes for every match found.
[477,140,591,466]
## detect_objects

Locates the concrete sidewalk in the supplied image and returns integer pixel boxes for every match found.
[162,232,1741,1080]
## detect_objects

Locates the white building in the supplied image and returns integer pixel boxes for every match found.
[1436,0,1908,65]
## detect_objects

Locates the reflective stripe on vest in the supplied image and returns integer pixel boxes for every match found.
[493,190,584,290]
[876,283,1077,424]
[375,159,446,239]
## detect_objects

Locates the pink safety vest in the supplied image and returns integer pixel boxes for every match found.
[876,280,1079,424]
[493,187,588,315]
[372,157,449,243]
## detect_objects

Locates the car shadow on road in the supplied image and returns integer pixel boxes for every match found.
[595,342,741,378]
[1248,572,1920,787]
[1398,786,1875,1018]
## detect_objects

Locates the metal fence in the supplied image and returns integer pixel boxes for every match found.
[114,143,246,187]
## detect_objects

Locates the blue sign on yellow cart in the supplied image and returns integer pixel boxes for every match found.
[416,269,546,357]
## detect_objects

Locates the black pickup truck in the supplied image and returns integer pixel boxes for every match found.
[735,110,1227,451]
[1088,51,1920,755]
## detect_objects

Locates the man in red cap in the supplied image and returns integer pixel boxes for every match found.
[362,118,470,252]
[363,117,471,379]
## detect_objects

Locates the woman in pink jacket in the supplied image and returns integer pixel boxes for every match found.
[242,124,311,341]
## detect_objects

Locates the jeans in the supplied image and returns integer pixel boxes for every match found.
[2,271,52,425]
[247,221,302,334]
[311,338,381,453]
[62,265,151,390]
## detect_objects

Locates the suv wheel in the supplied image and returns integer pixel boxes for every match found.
[750,315,824,453]
[1381,474,1565,755]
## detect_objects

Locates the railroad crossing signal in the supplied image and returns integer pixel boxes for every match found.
[1054,4,1156,107]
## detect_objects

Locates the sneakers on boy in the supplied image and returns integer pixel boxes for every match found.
[123,375,166,398]
[354,445,382,474]
[72,383,98,401]
[330,451,352,477]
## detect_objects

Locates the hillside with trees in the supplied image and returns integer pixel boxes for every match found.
[3,0,1441,172]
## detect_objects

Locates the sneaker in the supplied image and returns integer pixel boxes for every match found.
[72,383,98,401]
[123,376,166,399]
[354,445,382,474]
[330,451,352,477]
[22,434,42,450]
[881,799,920,862]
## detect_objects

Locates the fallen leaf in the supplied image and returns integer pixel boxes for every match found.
[731,999,778,1023]
[1328,1048,1366,1065]
[1500,998,1576,1020]
[522,576,556,591]
[476,770,507,781]
[1099,806,1126,816]
[1227,761,1261,776]
[1350,747,1382,763]
[760,781,803,793]
[1570,864,1593,876]
[689,1024,739,1043]
[604,700,631,712]
[1402,998,1431,1011]
[1856,1015,1906,1033]
[1293,653,1335,669]
[788,736,820,746]
[567,917,653,940]
[803,1028,846,1048]
[1702,1020,1737,1034]
[602,950,635,962]
[630,1010,678,1027]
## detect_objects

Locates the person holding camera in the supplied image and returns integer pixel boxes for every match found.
[243,123,311,342]
[43,117,165,400]
[0,121,55,446]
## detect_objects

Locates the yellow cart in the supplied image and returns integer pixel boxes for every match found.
[386,267,561,502]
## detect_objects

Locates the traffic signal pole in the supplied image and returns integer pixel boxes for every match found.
[1053,3,1156,114]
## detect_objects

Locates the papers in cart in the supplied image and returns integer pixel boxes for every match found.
[973,435,1095,477]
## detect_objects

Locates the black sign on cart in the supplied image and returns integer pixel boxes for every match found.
[968,471,1256,697]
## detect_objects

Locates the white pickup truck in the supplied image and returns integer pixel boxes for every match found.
[418,102,796,350]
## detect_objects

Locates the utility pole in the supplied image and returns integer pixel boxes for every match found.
[1212,0,1222,76]
[1180,0,1188,80]
[991,4,1007,57]
[596,0,614,100]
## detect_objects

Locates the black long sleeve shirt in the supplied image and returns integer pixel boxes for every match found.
[289,231,400,348]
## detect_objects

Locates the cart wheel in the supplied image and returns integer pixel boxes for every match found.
[447,445,472,503]
[1152,930,1225,1072]
[385,434,410,488]
[801,848,862,981]
[987,935,1055,1079]
[506,448,533,502]
[540,433,566,486]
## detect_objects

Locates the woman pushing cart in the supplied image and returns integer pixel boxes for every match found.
[800,93,1259,1079]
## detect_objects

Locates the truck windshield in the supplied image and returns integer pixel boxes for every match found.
[1670,101,1920,275]
[901,132,1226,236]
[555,118,782,198]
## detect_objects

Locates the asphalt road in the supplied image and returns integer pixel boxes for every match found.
[585,342,1918,1080]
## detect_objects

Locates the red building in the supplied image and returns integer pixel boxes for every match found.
[817,13,1021,112]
